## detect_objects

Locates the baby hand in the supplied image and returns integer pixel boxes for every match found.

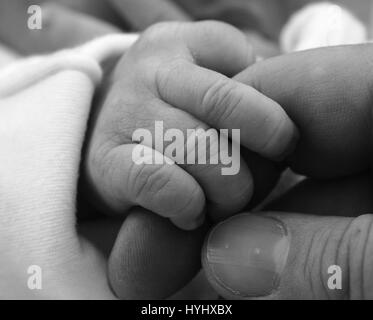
[85,21,298,230]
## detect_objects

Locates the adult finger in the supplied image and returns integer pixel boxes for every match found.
[235,44,373,178]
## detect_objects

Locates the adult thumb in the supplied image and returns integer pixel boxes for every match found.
[202,212,373,300]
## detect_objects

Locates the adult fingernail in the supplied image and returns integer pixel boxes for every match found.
[204,214,289,298]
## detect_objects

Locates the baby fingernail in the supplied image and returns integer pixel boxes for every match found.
[172,212,205,231]
[275,125,299,162]
[205,214,289,298]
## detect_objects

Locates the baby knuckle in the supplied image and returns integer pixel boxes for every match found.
[155,57,187,97]
[142,22,172,42]
[87,142,114,184]
[174,184,202,216]
[131,164,172,202]
[141,22,185,45]
[257,110,285,154]
[202,78,238,123]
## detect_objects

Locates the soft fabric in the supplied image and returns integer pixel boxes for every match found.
[280,2,368,52]
[0,43,18,69]
[0,34,138,298]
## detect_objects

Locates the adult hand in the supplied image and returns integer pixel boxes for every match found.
[201,44,373,299]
